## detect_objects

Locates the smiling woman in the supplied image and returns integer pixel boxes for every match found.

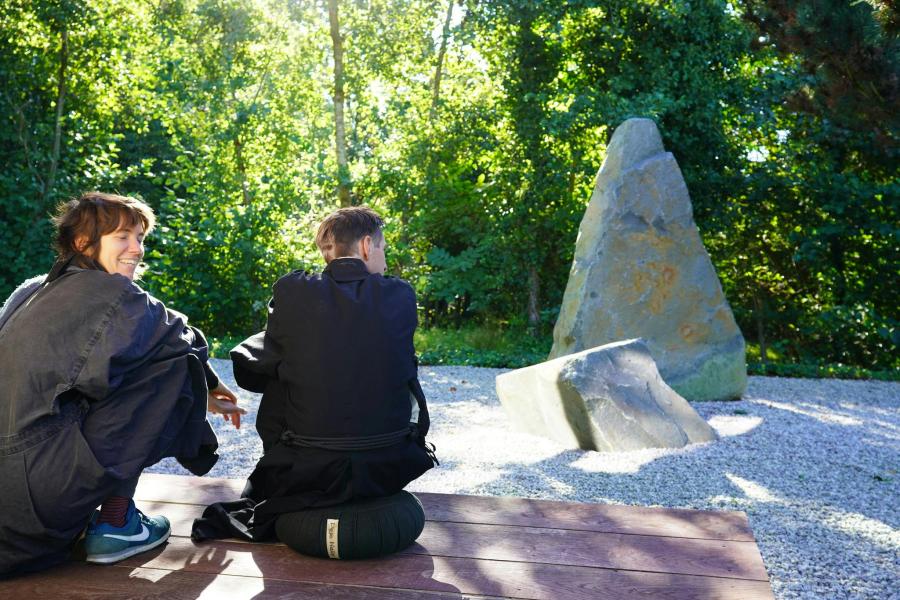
[0,192,246,577]
[53,191,155,281]
[94,224,145,280]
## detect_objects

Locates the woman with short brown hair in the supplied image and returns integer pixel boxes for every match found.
[0,192,245,576]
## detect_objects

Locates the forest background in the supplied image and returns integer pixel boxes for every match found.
[1,0,897,378]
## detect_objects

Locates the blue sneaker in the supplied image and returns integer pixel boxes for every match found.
[84,500,171,564]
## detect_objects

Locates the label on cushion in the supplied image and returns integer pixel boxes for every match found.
[326,519,340,559]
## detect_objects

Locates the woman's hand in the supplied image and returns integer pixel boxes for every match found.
[207,382,247,430]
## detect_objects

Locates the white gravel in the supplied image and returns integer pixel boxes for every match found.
[146,360,900,600]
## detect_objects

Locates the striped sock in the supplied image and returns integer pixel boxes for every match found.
[97,496,131,528]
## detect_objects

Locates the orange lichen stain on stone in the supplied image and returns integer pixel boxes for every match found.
[648,293,665,314]
[679,320,711,343]
[623,268,649,305]
[643,229,676,252]
[643,261,678,285]
[643,261,679,314]
[660,265,676,284]
[714,306,733,327]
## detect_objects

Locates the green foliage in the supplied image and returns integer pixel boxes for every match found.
[208,335,245,359]
[415,325,552,369]
[747,361,900,382]
[746,341,898,380]
[714,1,899,370]
[1,0,896,370]
[742,0,899,159]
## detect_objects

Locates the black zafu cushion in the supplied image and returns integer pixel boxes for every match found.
[275,491,425,559]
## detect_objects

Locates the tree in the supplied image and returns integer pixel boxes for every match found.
[0,0,149,293]
[741,0,899,161]
[431,0,457,119]
[0,0,893,367]
[328,0,352,206]
[733,0,900,366]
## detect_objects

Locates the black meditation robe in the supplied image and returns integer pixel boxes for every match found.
[0,259,219,577]
[192,258,436,541]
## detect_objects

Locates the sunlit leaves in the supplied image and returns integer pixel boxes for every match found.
[0,0,894,367]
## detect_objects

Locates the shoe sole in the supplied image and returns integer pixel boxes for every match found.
[85,528,171,565]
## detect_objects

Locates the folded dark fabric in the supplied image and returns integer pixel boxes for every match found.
[192,498,258,542]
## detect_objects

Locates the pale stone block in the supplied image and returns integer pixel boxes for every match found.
[497,339,719,451]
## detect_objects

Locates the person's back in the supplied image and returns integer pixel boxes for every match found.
[193,206,436,542]
[265,259,416,439]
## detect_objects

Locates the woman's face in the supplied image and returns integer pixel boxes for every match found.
[95,222,145,281]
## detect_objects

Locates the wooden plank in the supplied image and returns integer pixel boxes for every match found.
[415,521,767,581]
[117,536,775,600]
[136,473,244,506]
[0,563,489,599]
[144,501,767,581]
[136,474,755,541]
[416,492,756,542]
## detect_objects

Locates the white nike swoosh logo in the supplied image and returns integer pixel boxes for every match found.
[103,523,150,542]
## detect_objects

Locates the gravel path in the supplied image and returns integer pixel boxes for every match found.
[147,360,900,600]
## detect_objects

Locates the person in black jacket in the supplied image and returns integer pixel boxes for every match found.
[192,206,437,542]
[0,192,245,577]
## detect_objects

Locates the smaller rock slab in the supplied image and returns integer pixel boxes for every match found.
[496,339,718,452]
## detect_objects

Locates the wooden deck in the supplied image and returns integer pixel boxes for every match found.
[2,473,774,599]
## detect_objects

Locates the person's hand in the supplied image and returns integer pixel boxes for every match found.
[207,382,247,430]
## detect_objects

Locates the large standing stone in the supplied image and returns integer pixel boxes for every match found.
[496,339,719,451]
[549,118,747,401]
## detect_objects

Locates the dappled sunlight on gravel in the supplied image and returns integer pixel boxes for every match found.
[707,414,764,437]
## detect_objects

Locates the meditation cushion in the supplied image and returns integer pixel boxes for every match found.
[274,491,425,559]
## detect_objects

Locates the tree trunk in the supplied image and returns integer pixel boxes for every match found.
[430,0,455,120]
[9,97,42,189]
[527,265,540,334]
[233,132,251,206]
[753,293,768,366]
[328,0,351,207]
[43,27,68,205]
[231,55,272,208]
[828,231,848,305]
[568,163,577,200]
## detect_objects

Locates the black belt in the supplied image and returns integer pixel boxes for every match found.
[279,426,415,451]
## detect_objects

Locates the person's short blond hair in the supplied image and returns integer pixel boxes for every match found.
[315,206,384,262]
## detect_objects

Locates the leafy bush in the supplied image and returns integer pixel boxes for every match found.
[207,335,246,359]
[417,325,551,369]
[747,362,899,382]
[2,0,896,373]
[211,326,897,381]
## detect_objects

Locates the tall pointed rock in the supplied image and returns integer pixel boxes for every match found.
[549,119,747,401]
